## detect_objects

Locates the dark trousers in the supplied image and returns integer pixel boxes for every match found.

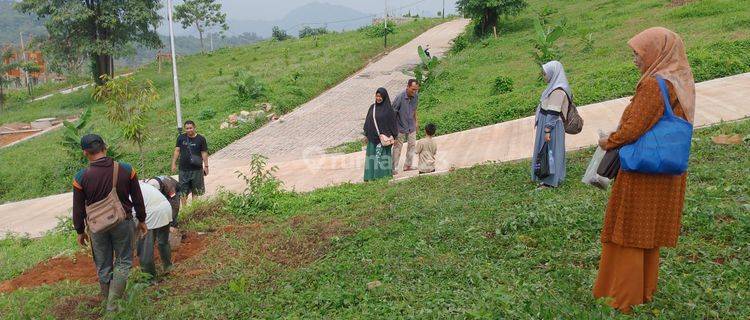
[90,219,134,284]
[136,224,172,278]
[168,196,181,227]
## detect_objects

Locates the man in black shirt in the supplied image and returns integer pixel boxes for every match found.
[171,120,209,207]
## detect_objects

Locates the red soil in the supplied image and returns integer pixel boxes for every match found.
[0,232,207,293]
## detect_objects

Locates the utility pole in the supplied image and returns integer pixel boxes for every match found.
[167,0,183,134]
[384,0,388,49]
[18,32,29,91]
[442,0,445,18]
[209,32,214,52]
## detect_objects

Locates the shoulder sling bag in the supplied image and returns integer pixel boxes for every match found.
[85,162,128,233]
[372,105,395,147]
[187,135,203,167]
[619,76,692,175]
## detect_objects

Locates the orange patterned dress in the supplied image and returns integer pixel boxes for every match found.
[602,77,688,249]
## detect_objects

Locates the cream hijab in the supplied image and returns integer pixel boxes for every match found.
[628,27,696,123]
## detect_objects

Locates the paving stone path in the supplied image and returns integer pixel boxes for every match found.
[212,19,471,162]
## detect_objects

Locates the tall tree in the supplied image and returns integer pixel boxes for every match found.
[456,0,527,36]
[41,25,88,88]
[15,0,162,85]
[173,0,228,53]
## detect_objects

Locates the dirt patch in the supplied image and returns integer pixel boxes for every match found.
[181,198,227,228]
[50,295,103,320]
[0,131,40,147]
[0,253,99,293]
[165,215,355,295]
[669,0,695,6]
[0,232,207,293]
[259,216,353,267]
[715,214,736,223]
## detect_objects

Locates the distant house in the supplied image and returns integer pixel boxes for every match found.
[2,45,52,87]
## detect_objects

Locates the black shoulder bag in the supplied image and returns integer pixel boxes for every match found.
[187,136,203,167]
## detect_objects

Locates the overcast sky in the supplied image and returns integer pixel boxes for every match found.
[194,0,458,21]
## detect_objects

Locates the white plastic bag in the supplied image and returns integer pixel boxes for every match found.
[582,146,610,190]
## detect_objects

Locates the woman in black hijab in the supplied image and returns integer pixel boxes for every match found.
[363,87,398,181]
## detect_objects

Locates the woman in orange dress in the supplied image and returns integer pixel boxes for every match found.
[593,27,696,313]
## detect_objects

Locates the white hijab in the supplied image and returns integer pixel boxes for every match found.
[540,61,572,103]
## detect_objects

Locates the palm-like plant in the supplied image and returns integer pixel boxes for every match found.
[60,106,124,170]
[415,45,439,85]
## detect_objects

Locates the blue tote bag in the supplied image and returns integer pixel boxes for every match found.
[619,76,693,175]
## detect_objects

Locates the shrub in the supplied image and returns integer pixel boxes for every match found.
[361,21,396,38]
[198,107,217,120]
[299,26,328,38]
[226,154,284,216]
[232,71,265,101]
[450,32,470,53]
[493,76,514,94]
[457,0,528,36]
[580,33,594,53]
[271,26,291,41]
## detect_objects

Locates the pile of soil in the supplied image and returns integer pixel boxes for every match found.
[0,232,207,293]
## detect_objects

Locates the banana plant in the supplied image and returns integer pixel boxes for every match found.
[61,106,124,169]
[532,17,564,65]
[416,45,439,85]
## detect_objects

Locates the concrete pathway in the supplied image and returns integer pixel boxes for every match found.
[212,19,471,163]
[205,72,750,193]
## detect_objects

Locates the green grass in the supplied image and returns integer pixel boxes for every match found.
[325,139,366,154]
[0,219,77,282]
[2,119,747,319]
[418,0,750,136]
[0,19,443,204]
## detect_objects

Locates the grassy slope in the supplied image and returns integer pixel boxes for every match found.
[0,19,442,203]
[418,0,750,135]
[2,119,747,319]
